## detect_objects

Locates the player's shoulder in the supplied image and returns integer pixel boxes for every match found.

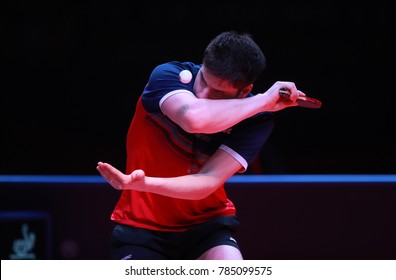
[154,61,198,72]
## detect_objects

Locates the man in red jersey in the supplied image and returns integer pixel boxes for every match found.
[97,31,304,259]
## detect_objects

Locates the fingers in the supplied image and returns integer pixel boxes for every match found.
[297,90,306,97]
[96,162,146,191]
[275,82,305,103]
[96,162,123,189]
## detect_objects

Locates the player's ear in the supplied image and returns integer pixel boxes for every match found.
[239,84,253,98]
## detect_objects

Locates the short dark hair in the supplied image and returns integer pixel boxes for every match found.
[203,31,266,89]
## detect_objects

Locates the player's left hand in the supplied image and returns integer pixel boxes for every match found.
[96,162,145,190]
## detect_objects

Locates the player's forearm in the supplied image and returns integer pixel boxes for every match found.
[182,94,271,134]
[138,174,224,200]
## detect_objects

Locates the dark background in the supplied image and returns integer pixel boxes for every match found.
[2,0,396,175]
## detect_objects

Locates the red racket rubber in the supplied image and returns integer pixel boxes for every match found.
[279,88,322,109]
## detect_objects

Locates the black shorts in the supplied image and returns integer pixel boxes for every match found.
[110,215,240,260]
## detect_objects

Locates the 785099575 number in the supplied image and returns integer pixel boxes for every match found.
[218,266,272,276]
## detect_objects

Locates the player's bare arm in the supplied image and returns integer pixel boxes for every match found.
[96,149,241,200]
[161,81,303,134]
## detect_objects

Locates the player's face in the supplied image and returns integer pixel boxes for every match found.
[194,66,242,99]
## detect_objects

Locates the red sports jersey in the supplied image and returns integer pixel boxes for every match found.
[111,97,237,232]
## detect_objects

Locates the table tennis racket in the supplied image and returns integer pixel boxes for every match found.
[279,88,322,109]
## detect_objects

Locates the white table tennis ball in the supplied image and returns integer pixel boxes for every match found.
[179,70,192,84]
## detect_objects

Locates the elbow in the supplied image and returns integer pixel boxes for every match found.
[174,101,213,133]
[189,178,223,200]
[193,190,214,200]
[190,191,214,201]
[179,111,207,133]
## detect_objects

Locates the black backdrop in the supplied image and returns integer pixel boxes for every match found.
[2,0,396,175]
